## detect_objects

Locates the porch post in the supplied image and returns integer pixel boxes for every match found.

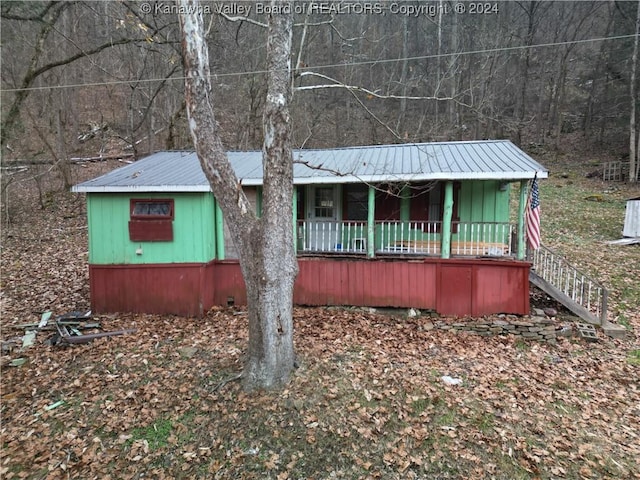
[441,181,454,259]
[517,180,528,260]
[215,201,225,260]
[293,187,298,254]
[400,185,410,221]
[256,186,263,217]
[367,185,375,257]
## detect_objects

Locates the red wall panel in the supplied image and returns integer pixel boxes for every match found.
[89,257,530,318]
[292,258,438,309]
[472,263,529,316]
[90,262,212,316]
[211,261,247,306]
[438,265,473,316]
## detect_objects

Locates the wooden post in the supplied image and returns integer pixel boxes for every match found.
[441,181,453,259]
[517,180,528,260]
[400,184,410,221]
[215,201,225,260]
[367,185,375,258]
[256,186,263,217]
[293,187,297,254]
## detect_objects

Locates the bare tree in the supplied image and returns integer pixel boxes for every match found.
[515,1,542,144]
[630,0,640,182]
[179,0,297,390]
[0,1,158,148]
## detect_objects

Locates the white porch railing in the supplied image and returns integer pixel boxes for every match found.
[297,220,514,257]
[297,220,367,253]
[378,221,441,254]
[451,222,514,256]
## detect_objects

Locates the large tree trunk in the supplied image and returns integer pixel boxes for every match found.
[179,0,297,390]
[630,0,640,182]
[244,5,298,389]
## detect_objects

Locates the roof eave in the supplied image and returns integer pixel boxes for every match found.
[73,170,548,193]
[71,185,212,193]
[289,171,548,185]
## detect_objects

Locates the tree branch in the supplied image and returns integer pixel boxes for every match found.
[0,1,60,22]
[218,12,268,28]
[216,11,332,29]
[2,34,151,146]
[296,71,456,101]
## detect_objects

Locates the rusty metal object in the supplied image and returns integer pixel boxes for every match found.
[55,320,135,345]
[59,328,137,344]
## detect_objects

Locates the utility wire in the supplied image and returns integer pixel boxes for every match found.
[1,33,637,93]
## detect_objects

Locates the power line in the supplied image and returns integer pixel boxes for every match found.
[1,33,636,94]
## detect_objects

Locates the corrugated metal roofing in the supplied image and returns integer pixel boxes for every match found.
[72,140,548,193]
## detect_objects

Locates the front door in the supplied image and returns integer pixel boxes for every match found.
[307,185,340,251]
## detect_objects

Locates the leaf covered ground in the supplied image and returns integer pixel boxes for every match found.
[1,158,640,479]
[1,308,639,480]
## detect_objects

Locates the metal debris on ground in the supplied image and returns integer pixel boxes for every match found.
[5,309,136,349]
[21,331,36,349]
[55,322,136,345]
[606,237,640,246]
[12,310,95,331]
[38,311,52,328]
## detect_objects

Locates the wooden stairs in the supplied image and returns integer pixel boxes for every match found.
[529,245,626,339]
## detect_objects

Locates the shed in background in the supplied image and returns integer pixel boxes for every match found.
[623,196,640,238]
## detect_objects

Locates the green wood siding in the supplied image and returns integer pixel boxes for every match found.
[87,192,216,265]
[454,180,511,245]
[458,180,510,224]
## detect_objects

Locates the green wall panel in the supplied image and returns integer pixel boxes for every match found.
[455,180,511,243]
[87,192,216,265]
[458,180,510,224]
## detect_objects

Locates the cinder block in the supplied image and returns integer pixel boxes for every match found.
[577,328,598,342]
[575,323,597,333]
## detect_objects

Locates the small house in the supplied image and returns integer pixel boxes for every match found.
[72,140,548,317]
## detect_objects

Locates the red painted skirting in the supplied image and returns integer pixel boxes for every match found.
[89,257,530,317]
[89,261,216,317]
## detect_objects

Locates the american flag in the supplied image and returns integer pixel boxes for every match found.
[526,176,541,250]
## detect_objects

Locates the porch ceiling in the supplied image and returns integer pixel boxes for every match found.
[72,140,548,193]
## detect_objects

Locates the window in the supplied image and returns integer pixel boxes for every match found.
[375,184,401,221]
[314,187,335,218]
[131,200,174,219]
[409,182,460,231]
[409,183,439,222]
[128,199,174,242]
[342,184,402,221]
[343,184,368,221]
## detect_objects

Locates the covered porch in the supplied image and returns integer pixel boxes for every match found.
[224,178,533,261]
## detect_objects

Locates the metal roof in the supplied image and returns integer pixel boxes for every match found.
[72,140,548,193]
